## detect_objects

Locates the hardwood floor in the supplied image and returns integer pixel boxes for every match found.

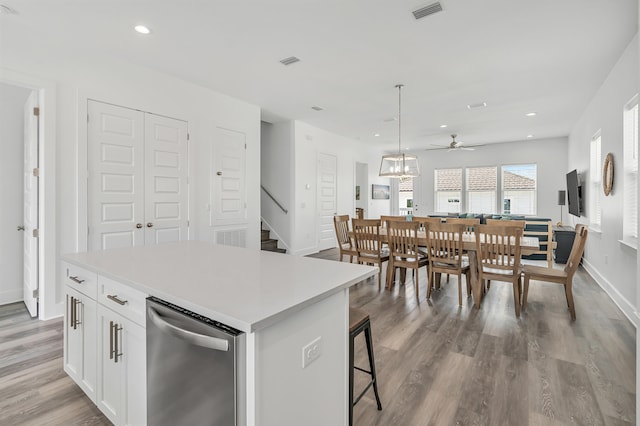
[0,302,109,425]
[0,250,635,425]
[310,248,636,426]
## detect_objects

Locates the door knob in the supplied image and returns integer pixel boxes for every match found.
[147,222,154,228]
[136,223,143,229]
[216,171,222,176]
[17,226,25,231]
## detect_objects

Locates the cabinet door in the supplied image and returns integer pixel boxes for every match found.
[97,305,146,426]
[64,286,97,401]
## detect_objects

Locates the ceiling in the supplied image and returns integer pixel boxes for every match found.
[1,0,637,151]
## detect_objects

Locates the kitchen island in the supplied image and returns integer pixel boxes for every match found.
[61,241,376,426]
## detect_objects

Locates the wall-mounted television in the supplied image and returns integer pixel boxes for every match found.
[566,169,583,217]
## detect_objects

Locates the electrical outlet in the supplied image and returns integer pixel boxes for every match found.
[302,336,322,368]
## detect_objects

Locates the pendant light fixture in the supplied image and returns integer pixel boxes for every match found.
[379,84,420,178]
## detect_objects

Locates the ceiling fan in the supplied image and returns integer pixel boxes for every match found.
[430,134,483,151]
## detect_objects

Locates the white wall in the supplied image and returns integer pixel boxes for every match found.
[3,56,261,318]
[568,34,639,324]
[412,137,569,220]
[260,121,294,250]
[0,83,31,304]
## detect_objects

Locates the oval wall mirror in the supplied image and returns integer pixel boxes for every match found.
[603,153,614,196]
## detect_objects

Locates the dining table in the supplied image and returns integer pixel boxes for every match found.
[351,228,540,308]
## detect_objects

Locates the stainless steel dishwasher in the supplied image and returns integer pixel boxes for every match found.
[146,297,245,426]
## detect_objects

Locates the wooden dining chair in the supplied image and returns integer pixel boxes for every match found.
[334,215,358,263]
[474,224,523,317]
[445,217,480,234]
[425,222,471,305]
[485,219,525,229]
[352,219,390,290]
[412,216,443,231]
[522,224,588,320]
[386,221,428,299]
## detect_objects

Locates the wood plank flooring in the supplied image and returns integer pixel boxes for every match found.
[0,302,109,425]
[309,248,636,426]
[0,250,635,425]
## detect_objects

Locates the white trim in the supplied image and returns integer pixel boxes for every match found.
[293,246,320,257]
[0,289,23,305]
[1,68,59,320]
[582,258,637,327]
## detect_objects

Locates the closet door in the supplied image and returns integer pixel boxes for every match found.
[88,101,145,251]
[144,113,189,244]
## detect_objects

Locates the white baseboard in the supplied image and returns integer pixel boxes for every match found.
[292,247,319,257]
[0,288,23,306]
[581,259,637,328]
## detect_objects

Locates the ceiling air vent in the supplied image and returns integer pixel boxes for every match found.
[280,56,301,66]
[311,106,324,111]
[0,4,18,14]
[412,2,443,20]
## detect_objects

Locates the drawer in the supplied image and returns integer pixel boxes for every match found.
[98,275,147,327]
[64,263,98,300]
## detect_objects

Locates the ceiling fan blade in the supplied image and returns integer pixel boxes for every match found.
[459,147,475,151]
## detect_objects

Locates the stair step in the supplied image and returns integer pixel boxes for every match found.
[261,229,270,241]
[262,247,287,254]
[261,239,279,251]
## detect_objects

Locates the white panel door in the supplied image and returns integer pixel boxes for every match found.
[23,91,39,317]
[318,153,337,251]
[88,101,145,251]
[211,128,246,226]
[144,113,188,245]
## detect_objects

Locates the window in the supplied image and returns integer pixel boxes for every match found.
[502,164,537,215]
[434,168,462,213]
[399,177,414,216]
[589,131,602,229]
[466,166,497,214]
[623,96,638,245]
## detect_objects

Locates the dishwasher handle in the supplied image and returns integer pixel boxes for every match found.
[147,307,230,352]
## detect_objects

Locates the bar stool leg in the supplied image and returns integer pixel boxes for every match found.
[349,331,355,426]
[364,323,382,411]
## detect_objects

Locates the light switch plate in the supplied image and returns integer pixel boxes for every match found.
[302,336,322,368]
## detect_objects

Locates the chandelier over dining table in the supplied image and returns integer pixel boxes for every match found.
[379,84,420,178]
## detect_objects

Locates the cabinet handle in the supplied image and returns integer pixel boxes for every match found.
[69,276,85,284]
[69,296,75,329]
[146,222,154,228]
[109,321,115,360]
[136,223,143,229]
[107,294,128,306]
[109,320,123,363]
[73,299,81,330]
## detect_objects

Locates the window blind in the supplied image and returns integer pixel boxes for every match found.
[623,98,638,242]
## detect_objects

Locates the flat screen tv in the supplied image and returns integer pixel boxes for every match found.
[566,169,583,217]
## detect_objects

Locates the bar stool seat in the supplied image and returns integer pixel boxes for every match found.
[349,307,382,425]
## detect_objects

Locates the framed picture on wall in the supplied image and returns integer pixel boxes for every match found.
[372,184,390,200]
[355,185,360,200]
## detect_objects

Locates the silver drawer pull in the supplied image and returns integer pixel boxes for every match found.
[69,276,85,284]
[107,294,128,306]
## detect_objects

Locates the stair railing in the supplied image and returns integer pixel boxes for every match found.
[261,185,288,214]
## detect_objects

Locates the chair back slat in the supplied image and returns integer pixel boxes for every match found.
[333,215,352,246]
[564,224,588,275]
[426,222,464,267]
[475,224,522,275]
[387,221,420,262]
[353,219,383,258]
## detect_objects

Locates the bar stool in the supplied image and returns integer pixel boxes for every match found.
[349,306,382,425]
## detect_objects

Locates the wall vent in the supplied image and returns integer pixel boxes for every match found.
[311,106,324,111]
[412,2,443,20]
[215,228,247,248]
[280,56,301,66]
[467,102,488,109]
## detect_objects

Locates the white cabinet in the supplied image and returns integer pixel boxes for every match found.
[63,285,97,401]
[62,261,147,426]
[97,304,146,426]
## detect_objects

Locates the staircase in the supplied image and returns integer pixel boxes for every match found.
[261,224,286,254]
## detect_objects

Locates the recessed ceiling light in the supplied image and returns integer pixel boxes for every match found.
[374,133,380,137]
[467,102,487,109]
[527,134,534,138]
[405,147,410,150]
[440,124,448,128]
[134,25,151,34]
[526,112,537,117]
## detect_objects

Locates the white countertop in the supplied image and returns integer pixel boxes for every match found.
[61,241,376,333]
